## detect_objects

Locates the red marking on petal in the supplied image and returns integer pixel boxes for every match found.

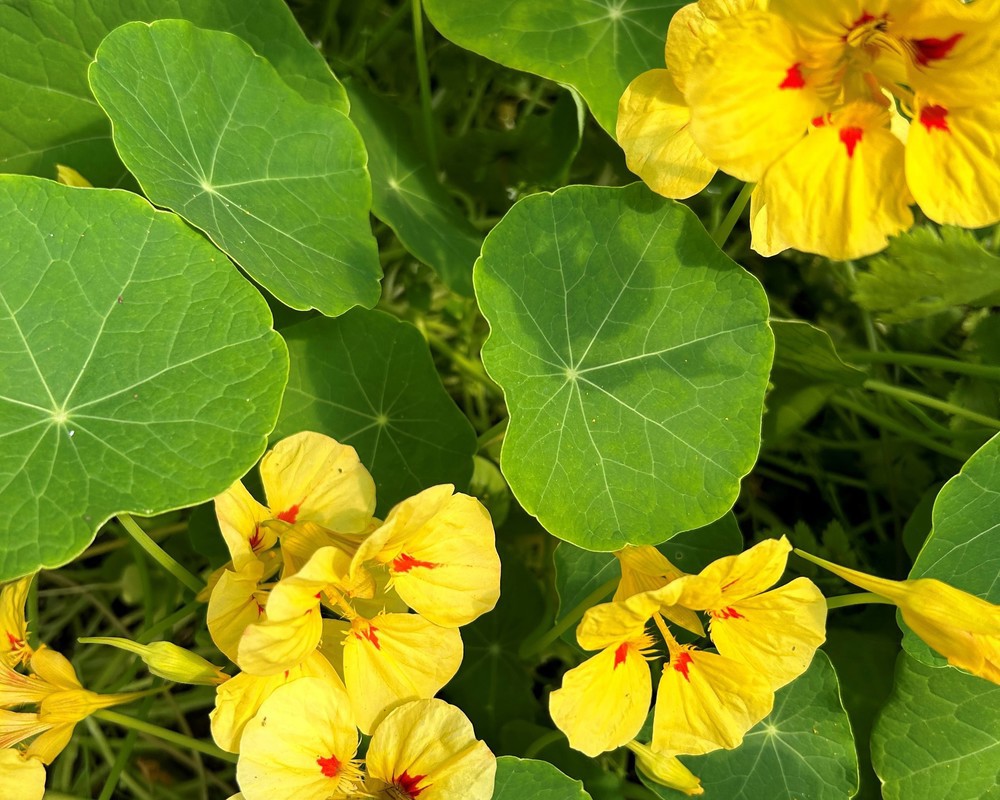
[5,632,23,649]
[317,754,341,778]
[709,606,745,620]
[779,63,806,90]
[284,669,290,680]
[811,115,830,128]
[276,504,300,524]
[397,771,428,798]
[840,126,864,158]
[353,623,381,650]
[613,642,629,669]
[253,597,265,617]
[913,33,963,66]
[852,11,876,27]
[248,525,262,550]
[392,553,439,573]
[672,651,694,682]
[919,104,950,132]
[721,579,739,592]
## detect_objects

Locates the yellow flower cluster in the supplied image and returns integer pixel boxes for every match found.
[618,0,1000,259]
[205,432,501,800]
[0,580,147,799]
[549,537,827,795]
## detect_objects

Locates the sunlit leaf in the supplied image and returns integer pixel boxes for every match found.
[273,310,476,513]
[423,0,683,135]
[475,184,772,550]
[89,20,380,316]
[493,756,592,800]
[0,0,348,186]
[871,654,1000,800]
[0,176,287,580]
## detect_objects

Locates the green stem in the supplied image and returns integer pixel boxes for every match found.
[476,418,508,452]
[137,598,203,644]
[711,182,754,248]
[412,0,439,172]
[523,729,564,759]
[519,577,619,658]
[830,396,965,460]
[93,710,239,764]
[118,514,203,594]
[864,378,1000,428]
[826,591,895,610]
[843,350,1000,382]
[97,693,158,800]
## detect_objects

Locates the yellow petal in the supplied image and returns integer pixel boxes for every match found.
[0,709,52,752]
[576,596,659,651]
[652,647,774,755]
[686,10,826,181]
[342,613,463,734]
[654,537,792,610]
[276,520,367,579]
[665,4,715,94]
[365,698,496,800]
[24,722,74,764]
[28,646,82,690]
[796,550,1000,684]
[626,740,703,796]
[749,186,790,257]
[376,488,500,628]
[708,577,827,689]
[238,610,323,677]
[267,546,352,622]
[260,432,376,533]
[905,100,1000,228]
[215,480,273,571]
[549,641,652,757]
[759,102,914,259]
[210,651,343,753]
[0,576,33,667]
[237,676,361,800]
[0,749,46,799]
[614,547,705,637]
[207,563,267,664]
[617,70,716,200]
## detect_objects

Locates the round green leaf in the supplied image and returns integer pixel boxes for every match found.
[423,0,682,135]
[642,653,858,799]
[0,176,287,581]
[871,654,1000,800]
[902,432,1000,664]
[475,184,773,550]
[273,310,477,514]
[89,20,380,316]
[493,756,591,800]
[0,0,348,187]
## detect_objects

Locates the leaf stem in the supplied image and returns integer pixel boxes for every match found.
[863,379,1000,429]
[519,577,619,658]
[93,710,239,764]
[96,693,158,800]
[829,396,965,460]
[137,599,203,644]
[843,349,1000,381]
[118,514,203,594]
[711,182,753,248]
[411,0,439,173]
[826,591,895,610]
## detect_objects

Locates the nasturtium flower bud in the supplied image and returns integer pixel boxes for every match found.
[365,698,496,800]
[626,740,703,796]
[78,637,227,685]
[796,550,1000,685]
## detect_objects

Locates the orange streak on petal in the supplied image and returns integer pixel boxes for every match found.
[317,754,341,778]
[613,642,629,669]
[397,771,428,798]
[392,553,439,573]
[779,63,806,90]
[840,126,864,158]
[276,504,300,523]
[920,104,950,133]
[672,651,694,682]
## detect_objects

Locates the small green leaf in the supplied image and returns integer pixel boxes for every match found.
[89,20,380,316]
[475,184,773,550]
[273,310,476,514]
[771,320,866,386]
[902,432,1000,664]
[871,654,1000,800]
[492,756,592,800]
[0,176,287,580]
[423,0,682,135]
[642,653,858,799]
[346,82,482,296]
[0,0,348,186]
[854,227,1000,323]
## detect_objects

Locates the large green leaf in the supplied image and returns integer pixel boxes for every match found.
[493,756,591,800]
[0,0,347,187]
[642,653,858,799]
[475,184,773,550]
[902,432,1000,665]
[0,176,287,580]
[273,310,476,514]
[89,21,380,316]
[871,654,1000,800]
[346,82,481,297]
[423,0,682,135]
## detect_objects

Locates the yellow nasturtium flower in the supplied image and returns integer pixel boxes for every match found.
[797,550,1000,685]
[0,577,33,667]
[237,676,362,800]
[365,698,496,800]
[615,546,704,637]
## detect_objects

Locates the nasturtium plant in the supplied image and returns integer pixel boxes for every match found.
[2,1,999,798]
